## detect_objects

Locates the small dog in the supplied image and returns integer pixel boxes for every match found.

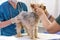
[16,3,50,39]
[16,11,39,39]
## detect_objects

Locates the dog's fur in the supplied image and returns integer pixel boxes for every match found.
[16,11,39,39]
[16,4,50,39]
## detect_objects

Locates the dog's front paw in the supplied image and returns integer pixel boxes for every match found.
[16,33,22,38]
[35,36,40,39]
[30,36,35,39]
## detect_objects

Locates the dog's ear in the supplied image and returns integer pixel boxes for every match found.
[44,6,46,10]
[31,4,35,9]
[39,4,46,10]
[30,4,38,12]
[40,5,46,10]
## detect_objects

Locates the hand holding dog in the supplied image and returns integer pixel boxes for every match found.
[10,14,21,24]
[31,4,45,16]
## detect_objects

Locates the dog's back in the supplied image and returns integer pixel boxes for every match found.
[19,11,39,27]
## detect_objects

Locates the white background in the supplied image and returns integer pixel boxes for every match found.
[0,0,60,18]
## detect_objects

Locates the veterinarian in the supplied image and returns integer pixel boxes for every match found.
[0,0,28,36]
[35,6,60,34]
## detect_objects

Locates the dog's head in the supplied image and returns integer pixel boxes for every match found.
[31,4,39,12]
[30,4,43,17]
[31,4,46,11]
[30,4,48,16]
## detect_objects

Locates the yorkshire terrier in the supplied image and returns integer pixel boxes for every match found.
[16,3,54,39]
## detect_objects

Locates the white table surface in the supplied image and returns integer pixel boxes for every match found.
[0,33,60,40]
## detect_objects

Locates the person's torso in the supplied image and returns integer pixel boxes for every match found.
[0,1,27,36]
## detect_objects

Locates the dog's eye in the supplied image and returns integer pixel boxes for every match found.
[44,6,46,10]
[39,6,41,8]
[39,6,46,10]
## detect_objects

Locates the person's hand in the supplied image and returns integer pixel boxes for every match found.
[10,11,27,24]
[31,4,45,16]
[10,16,20,24]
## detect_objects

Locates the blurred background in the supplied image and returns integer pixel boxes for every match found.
[0,0,60,33]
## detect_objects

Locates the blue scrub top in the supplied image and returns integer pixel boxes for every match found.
[0,1,28,36]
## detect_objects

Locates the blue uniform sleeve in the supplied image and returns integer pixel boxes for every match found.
[18,2,28,12]
[55,15,60,25]
[0,6,4,22]
[21,2,28,11]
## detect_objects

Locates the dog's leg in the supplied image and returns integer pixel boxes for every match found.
[27,30,30,36]
[34,26,39,39]
[29,27,35,39]
[16,23,22,37]
[28,26,37,39]
[35,26,38,38]
[24,26,30,36]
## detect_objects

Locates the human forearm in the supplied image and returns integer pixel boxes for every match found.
[45,10,55,22]
[41,13,52,29]
[0,20,12,28]
[41,13,60,33]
